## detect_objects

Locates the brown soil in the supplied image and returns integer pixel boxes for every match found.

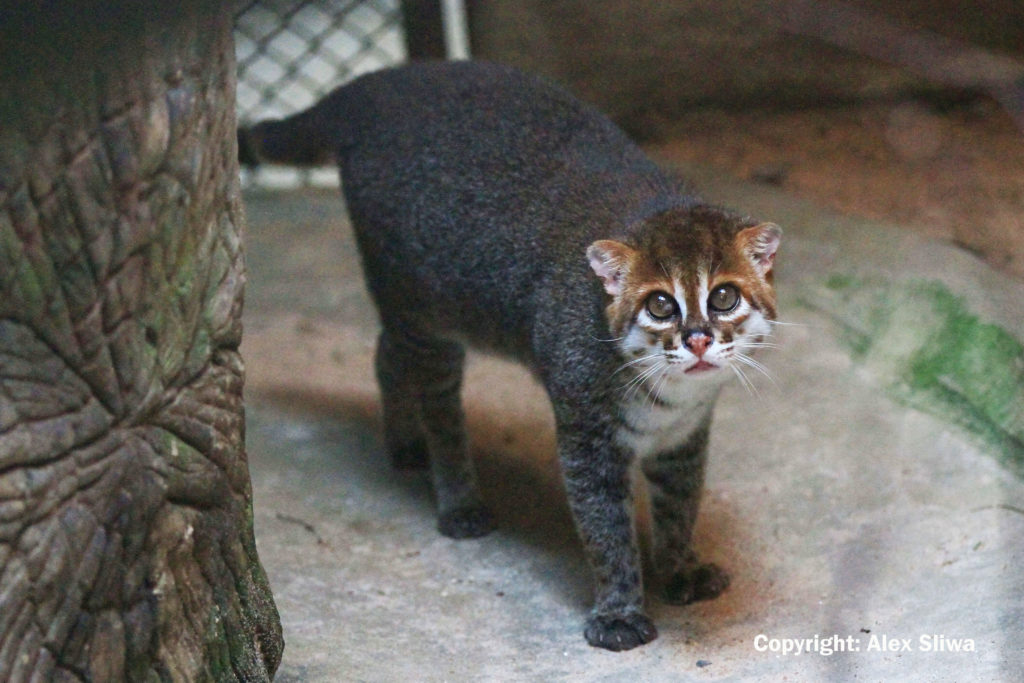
[646,96,1024,280]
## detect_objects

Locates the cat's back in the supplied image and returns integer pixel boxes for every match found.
[329,61,673,229]
[332,60,623,162]
[324,61,683,355]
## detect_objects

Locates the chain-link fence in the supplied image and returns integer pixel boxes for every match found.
[235,0,408,187]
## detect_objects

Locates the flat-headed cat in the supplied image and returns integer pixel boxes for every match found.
[239,61,781,651]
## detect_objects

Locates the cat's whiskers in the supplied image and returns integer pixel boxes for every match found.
[620,361,658,394]
[622,373,651,404]
[766,319,807,328]
[729,363,760,397]
[740,341,780,350]
[756,318,806,344]
[732,351,778,389]
[621,359,666,402]
[647,362,673,412]
[643,362,667,411]
[591,333,626,343]
[734,351,773,377]
[611,352,663,380]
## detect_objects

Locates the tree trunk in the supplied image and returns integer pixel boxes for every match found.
[0,2,283,680]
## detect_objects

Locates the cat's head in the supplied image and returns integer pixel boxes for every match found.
[587,206,781,383]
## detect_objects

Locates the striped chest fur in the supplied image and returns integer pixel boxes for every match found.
[614,377,721,459]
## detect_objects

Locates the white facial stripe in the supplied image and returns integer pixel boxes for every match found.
[672,281,688,320]
[696,270,709,319]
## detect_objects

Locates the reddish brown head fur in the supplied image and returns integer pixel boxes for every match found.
[587,206,781,379]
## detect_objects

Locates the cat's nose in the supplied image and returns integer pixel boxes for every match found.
[684,331,712,357]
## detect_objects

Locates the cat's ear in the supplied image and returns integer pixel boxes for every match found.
[587,240,635,296]
[737,222,782,277]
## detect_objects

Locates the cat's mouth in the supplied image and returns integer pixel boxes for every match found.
[684,360,719,374]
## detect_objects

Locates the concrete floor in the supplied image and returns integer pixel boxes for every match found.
[240,163,1024,682]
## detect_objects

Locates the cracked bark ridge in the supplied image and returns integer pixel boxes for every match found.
[0,3,282,680]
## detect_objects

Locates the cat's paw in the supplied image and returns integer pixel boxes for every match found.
[438,505,495,539]
[662,562,730,605]
[388,438,429,470]
[584,611,658,651]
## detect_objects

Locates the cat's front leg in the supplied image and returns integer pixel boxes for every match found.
[641,419,730,605]
[558,426,657,651]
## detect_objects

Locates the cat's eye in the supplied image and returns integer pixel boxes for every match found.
[708,284,740,313]
[645,292,678,319]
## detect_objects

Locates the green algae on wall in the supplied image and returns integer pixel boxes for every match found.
[812,275,1024,473]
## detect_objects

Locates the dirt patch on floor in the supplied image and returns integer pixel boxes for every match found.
[645,96,1024,280]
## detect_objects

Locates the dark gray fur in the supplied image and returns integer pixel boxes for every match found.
[241,61,740,651]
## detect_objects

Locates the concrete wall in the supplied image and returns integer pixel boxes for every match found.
[466,0,1024,134]
[466,0,1024,278]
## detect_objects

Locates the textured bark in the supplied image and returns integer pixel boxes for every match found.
[0,3,282,680]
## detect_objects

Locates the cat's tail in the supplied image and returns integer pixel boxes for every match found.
[237,104,340,167]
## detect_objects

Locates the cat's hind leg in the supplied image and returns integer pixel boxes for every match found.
[375,332,430,470]
[376,328,495,539]
[641,419,730,605]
